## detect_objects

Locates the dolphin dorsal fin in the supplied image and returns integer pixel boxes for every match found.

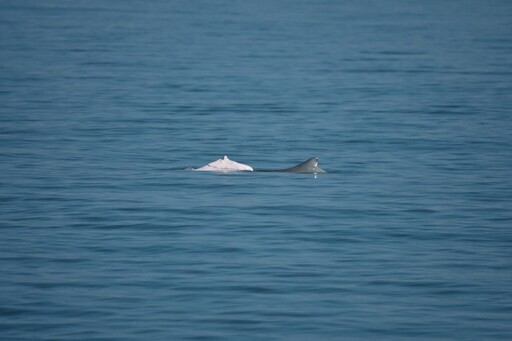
[282,157,325,173]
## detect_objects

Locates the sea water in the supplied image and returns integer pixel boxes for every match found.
[1,1,511,340]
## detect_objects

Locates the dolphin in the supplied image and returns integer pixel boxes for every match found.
[194,156,325,174]
[277,157,325,173]
[194,155,253,172]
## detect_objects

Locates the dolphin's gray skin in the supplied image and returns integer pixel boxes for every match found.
[256,157,325,174]
[279,157,325,173]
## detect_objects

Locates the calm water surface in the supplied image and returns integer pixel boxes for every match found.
[1,1,512,340]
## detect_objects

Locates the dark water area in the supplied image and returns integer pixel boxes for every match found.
[1,1,512,340]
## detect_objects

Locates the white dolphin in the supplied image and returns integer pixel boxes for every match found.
[194,156,253,172]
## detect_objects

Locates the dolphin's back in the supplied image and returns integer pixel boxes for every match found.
[193,156,325,174]
[281,157,325,173]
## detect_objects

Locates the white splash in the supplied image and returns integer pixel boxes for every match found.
[194,156,253,172]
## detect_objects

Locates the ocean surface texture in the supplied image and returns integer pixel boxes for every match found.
[1,1,511,340]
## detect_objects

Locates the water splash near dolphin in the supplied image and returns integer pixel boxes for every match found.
[194,156,325,174]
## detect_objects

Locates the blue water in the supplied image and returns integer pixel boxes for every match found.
[1,1,512,340]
